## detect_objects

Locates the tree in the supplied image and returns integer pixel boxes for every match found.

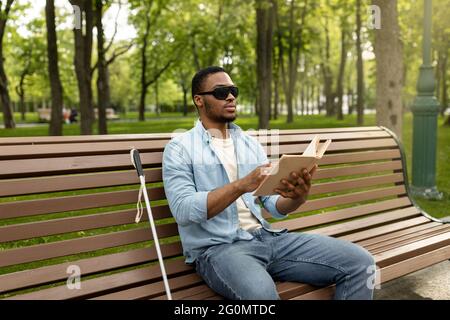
[69,0,94,135]
[255,0,274,129]
[373,0,404,138]
[46,0,64,136]
[0,0,15,129]
[276,0,308,123]
[130,0,180,121]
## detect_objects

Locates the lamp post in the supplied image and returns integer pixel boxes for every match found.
[410,0,442,200]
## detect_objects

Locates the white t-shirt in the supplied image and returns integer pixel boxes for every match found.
[210,136,261,231]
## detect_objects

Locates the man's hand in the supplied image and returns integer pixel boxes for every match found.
[236,163,272,193]
[274,165,318,203]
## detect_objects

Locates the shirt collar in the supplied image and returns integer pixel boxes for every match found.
[195,118,242,144]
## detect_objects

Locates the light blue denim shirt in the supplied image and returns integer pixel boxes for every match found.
[162,119,288,264]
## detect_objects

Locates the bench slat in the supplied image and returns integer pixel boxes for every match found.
[0,206,170,243]
[343,220,441,244]
[272,197,412,231]
[0,169,162,197]
[0,127,384,146]
[369,225,450,254]
[0,224,180,268]
[0,246,185,294]
[0,187,165,220]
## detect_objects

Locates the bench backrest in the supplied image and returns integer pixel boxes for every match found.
[0,126,412,299]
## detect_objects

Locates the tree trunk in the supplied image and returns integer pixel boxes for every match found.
[46,0,64,136]
[255,0,274,129]
[322,16,334,117]
[336,27,347,121]
[95,0,110,134]
[70,0,94,135]
[440,48,448,117]
[154,79,160,116]
[356,0,365,125]
[139,4,152,122]
[0,0,15,129]
[373,0,404,138]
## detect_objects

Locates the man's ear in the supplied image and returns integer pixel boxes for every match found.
[193,95,204,109]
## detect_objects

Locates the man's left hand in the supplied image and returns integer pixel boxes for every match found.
[274,165,317,203]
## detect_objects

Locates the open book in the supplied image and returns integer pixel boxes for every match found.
[252,136,332,196]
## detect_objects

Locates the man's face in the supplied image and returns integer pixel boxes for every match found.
[194,72,237,123]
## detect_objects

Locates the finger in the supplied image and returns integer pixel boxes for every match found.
[274,189,289,198]
[302,170,312,185]
[285,171,296,185]
[296,177,308,193]
[281,179,296,192]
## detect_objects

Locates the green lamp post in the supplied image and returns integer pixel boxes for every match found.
[410,0,442,200]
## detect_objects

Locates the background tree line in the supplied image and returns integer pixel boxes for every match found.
[0,0,449,136]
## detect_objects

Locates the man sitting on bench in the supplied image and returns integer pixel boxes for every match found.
[162,66,376,300]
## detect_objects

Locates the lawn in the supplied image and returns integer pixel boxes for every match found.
[0,111,449,220]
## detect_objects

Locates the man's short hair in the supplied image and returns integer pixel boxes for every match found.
[191,66,226,106]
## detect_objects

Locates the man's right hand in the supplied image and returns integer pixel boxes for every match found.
[236,163,272,193]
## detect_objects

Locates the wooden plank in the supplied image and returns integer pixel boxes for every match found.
[358,223,446,248]
[0,205,172,243]
[374,232,450,267]
[4,261,195,300]
[310,173,404,195]
[342,219,440,244]
[0,226,181,268]
[91,273,204,300]
[304,206,421,237]
[0,152,163,179]
[272,197,412,231]
[313,161,402,180]
[0,169,162,197]
[0,187,166,220]
[290,185,407,214]
[0,246,187,294]
[369,225,450,255]
[278,138,397,155]
[380,245,450,283]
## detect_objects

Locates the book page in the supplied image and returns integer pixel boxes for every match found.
[302,135,319,157]
[252,137,332,196]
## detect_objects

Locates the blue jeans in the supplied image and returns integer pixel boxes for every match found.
[195,228,376,300]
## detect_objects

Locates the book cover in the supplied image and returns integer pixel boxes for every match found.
[252,136,332,196]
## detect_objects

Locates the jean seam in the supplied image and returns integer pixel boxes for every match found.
[205,256,243,300]
[278,256,349,275]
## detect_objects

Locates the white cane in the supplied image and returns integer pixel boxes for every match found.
[130,148,172,300]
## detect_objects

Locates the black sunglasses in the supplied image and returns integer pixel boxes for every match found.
[197,86,239,100]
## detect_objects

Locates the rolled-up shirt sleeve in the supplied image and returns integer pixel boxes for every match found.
[162,140,209,226]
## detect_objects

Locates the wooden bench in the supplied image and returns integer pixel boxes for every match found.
[0,126,449,300]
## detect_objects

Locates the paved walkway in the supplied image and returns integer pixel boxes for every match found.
[374,260,450,300]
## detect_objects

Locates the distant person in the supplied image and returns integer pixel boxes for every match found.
[69,108,78,123]
[162,66,376,300]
